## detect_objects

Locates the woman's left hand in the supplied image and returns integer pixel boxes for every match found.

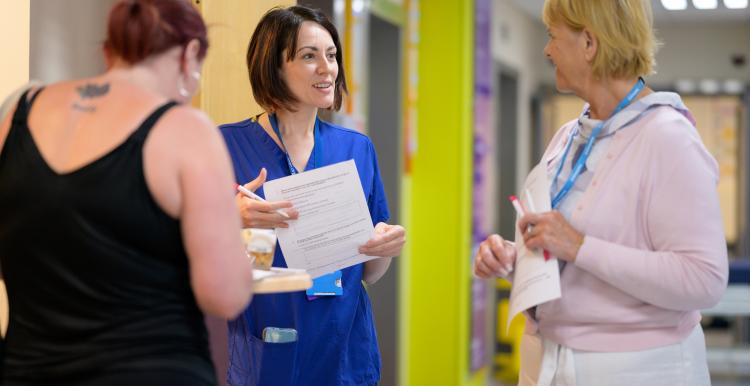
[518,211,584,263]
[359,222,406,257]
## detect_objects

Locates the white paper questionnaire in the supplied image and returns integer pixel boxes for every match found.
[507,162,561,330]
[263,159,376,278]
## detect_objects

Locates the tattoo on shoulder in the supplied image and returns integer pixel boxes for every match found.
[72,82,109,112]
[76,82,110,99]
[72,102,96,113]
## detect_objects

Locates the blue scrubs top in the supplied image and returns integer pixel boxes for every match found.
[220,115,389,386]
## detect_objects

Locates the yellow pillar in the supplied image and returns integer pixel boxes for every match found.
[404,0,481,385]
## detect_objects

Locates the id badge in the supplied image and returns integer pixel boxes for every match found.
[306,270,343,299]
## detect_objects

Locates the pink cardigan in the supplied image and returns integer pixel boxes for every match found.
[528,104,729,352]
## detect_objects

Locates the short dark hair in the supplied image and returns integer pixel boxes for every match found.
[247,5,347,112]
[104,0,208,64]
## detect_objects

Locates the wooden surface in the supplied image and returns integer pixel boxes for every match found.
[254,269,313,294]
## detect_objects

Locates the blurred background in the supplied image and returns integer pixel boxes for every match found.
[0,0,748,385]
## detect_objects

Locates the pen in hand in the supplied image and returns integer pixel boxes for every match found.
[509,195,550,261]
[236,184,291,219]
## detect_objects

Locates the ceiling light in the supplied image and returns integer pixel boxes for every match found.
[693,0,719,9]
[723,0,749,9]
[698,79,720,94]
[661,0,688,9]
[675,79,697,94]
[723,79,745,94]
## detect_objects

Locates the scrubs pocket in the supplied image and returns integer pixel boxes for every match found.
[227,321,299,386]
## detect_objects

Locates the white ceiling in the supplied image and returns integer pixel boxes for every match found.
[509,0,750,24]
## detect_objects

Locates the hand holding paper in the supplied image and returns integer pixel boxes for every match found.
[236,168,298,229]
[358,222,406,257]
[505,163,561,331]
[518,211,584,263]
[359,222,406,284]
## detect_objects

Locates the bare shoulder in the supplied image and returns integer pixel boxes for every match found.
[147,105,226,164]
[160,105,215,130]
[154,105,218,144]
[141,104,230,218]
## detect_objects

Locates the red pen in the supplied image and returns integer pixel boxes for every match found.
[508,195,550,261]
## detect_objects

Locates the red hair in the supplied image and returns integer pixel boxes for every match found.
[104,0,208,64]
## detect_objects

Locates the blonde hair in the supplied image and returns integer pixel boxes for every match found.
[542,0,659,79]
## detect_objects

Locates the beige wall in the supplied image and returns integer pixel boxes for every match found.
[0,0,30,98]
[195,0,295,125]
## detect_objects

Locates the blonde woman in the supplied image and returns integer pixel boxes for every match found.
[474,1,727,385]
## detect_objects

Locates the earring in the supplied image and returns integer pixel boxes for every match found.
[178,71,201,98]
[178,76,189,98]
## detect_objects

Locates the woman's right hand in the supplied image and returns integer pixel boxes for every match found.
[473,234,516,278]
[237,168,299,229]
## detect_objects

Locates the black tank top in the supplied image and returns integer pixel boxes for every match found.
[0,90,215,385]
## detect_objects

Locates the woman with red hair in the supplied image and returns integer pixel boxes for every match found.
[0,1,253,385]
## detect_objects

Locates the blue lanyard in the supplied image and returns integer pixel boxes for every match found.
[269,113,322,174]
[269,113,339,298]
[550,78,645,209]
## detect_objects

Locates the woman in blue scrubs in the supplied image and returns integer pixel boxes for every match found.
[220,6,406,386]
